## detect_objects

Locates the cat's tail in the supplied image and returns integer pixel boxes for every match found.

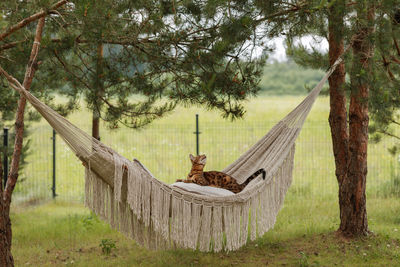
[242,168,266,186]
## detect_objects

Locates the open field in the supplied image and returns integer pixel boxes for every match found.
[13,95,399,202]
[12,198,400,266]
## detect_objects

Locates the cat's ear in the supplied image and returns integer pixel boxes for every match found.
[199,155,207,165]
[189,154,195,162]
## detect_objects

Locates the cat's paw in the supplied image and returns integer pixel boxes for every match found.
[175,179,183,183]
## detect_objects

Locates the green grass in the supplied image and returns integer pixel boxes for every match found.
[13,95,399,202]
[11,198,400,266]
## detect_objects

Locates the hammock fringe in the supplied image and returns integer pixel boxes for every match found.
[83,144,295,252]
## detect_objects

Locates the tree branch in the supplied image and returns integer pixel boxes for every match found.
[393,37,400,57]
[381,54,395,80]
[254,2,308,24]
[0,39,28,51]
[377,129,400,141]
[3,17,46,204]
[389,118,400,127]
[0,66,23,91]
[0,0,67,42]
[52,49,92,90]
[390,56,400,65]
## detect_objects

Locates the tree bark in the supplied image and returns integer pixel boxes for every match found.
[92,115,101,140]
[328,0,348,190]
[0,17,46,266]
[0,199,12,267]
[337,3,375,237]
[328,1,375,237]
[0,155,12,266]
[5,17,45,203]
[92,44,104,140]
[327,0,352,235]
[0,0,67,42]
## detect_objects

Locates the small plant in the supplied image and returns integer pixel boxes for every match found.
[298,251,309,267]
[99,239,116,255]
[298,252,320,267]
[82,214,94,230]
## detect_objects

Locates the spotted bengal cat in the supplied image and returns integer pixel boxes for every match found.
[175,154,266,193]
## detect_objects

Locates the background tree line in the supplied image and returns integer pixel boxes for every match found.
[260,59,327,95]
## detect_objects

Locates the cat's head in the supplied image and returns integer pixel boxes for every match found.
[189,154,207,166]
[187,154,206,179]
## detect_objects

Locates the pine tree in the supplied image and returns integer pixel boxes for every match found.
[0,2,71,265]
[44,0,267,138]
[233,0,390,236]
[270,0,382,236]
[0,0,76,175]
[0,1,267,264]
[368,4,400,154]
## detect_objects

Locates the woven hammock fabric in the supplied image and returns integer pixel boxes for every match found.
[4,58,342,252]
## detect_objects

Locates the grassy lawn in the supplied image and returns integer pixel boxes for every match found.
[12,198,400,266]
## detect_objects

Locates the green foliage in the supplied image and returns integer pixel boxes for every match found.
[0,1,76,109]
[81,213,98,231]
[1,0,269,133]
[259,61,327,95]
[99,239,116,255]
[266,0,400,157]
[365,2,400,155]
[286,41,330,71]
[0,0,78,180]
[39,0,268,128]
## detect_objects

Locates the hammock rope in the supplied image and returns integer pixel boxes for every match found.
[1,57,342,252]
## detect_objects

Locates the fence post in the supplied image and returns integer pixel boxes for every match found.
[194,114,201,155]
[3,128,8,188]
[52,129,57,198]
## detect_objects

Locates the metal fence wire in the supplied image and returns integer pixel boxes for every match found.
[6,115,400,203]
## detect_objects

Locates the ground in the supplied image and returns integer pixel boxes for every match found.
[12,197,400,266]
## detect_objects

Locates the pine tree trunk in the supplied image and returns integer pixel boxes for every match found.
[0,211,12,267]
[328,0,349,209]
[0,203,13,266]
[328,1,375,236]
[92,114,100,140]
[0,17,46,265]
[0,157,13,266]
[92,44,103,140]
[337,3,374,236]
[327,0,352,235]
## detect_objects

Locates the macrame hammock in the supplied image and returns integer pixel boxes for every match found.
[4,58,342,252]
